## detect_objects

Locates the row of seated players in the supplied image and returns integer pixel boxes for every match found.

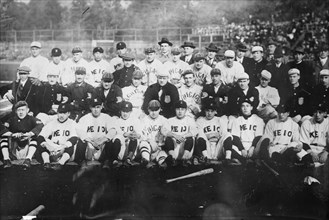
[0,95,328,170]
[1,63,328,126]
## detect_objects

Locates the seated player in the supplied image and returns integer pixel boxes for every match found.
[162,100,198,166]
[0,101,43,169]
[195,99,234,165]
[255,103,302,166]
[122,70,147,119]
[76,98,124,168]
[37,103,78,170]
[300,104,329,165]
[115,101,142,167]
[231,98,265,163]
[139,100,169,168]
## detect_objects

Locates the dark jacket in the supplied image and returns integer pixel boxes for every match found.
[288,61,314,90]
[180,54,196,65]
[95,84,122,117]
[227,86,259,116]
[311,84,329,113]
[313,58,329,86]
[265,61,290,91]
[244,58,268,87]
[66,81,95,113]
[6,115,43,135]
[142,82,180,118]
[113,65,139,88]
[202,83,231,116]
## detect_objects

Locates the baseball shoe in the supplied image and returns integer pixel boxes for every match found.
[124,158,139,167]
[51,163,63,171]
[22,158,31,169]
[43,163,52,170]
[3,160,12,169]
[182,159,192,167]
[193,156,208,165]
[159,161,168,169]
[112,160,122,168]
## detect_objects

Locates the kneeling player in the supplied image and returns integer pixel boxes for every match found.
[300,104,329,165]
[0,101,43,169]
[255,103,302,165]
[163,100,197,166]
[195,99,233,165]
[37,103,78,170]
[139,100,168,168]
[231,99,265,163]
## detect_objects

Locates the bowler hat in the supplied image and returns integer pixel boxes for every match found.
[236,43,248,52]
[206,43,219,52]
[158,37,173,46]
[273,47,283,58]
[181,41,195,49]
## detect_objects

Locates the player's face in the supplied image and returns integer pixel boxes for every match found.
[314,110,326,123]
[73,52,82,62]
[252,51,262,61]
[93,52,103,62]
[236,50,245,59]
[267,44,276,54]
[183,47,193,56]
[184,73,195,87]
[238,79,249,90]
[175,107,186,119]
[205,109,216,120]
[172,54,181,62]
[241,102,252,116]
[160,43,170,54]
[320,76,329,87]
[319,50,328,59]
[207,51,216,59]
[47,75,59,85]
[278,112,289,122]
[52,56,61,65]
[274,57,283,64]
[149,108,160,119]
[75,73,85,83]
[19,73,29,81]
[157,76,168,86]
[16,106,28,119]
[123,59,133,68]
[132,78,142,87]
[294,52,304,62]
[121,110,131,120]
[289,74,300,85]
[58,112,70,123]
[102,80,113,90]
[211,74,221,85]
[225,56,234,67]
[146,52,155,62]
[91,105,102,117]
[260,77,270,87]
[195,59,204,69]
[30,47,40,57]
[117,48,127,56]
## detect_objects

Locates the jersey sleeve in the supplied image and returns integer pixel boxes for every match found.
[38,121,54,140]
[188,117,198,136]
[300,120,311,145]
[291,121,300,143]
[255,117,265,137]
[264,119,274,141]
[31,117,44,136]
[231,118,240,137]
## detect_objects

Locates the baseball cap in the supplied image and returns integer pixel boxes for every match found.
[51,48,62,57]
[89,97,102,107]
[102,72,114,82]
[14,101,28,110]
[260,70,271,80]
[203,98,217,110]
[148,100,161,111]
[182,69,194,77]
[239,97,252,106]
[157,69,170,77]
[72,46,82,54]
[267,39,277,46]
[171,47,181,55]
[17,66,31,74]
[144,47,156,54]
[194,53,205,62]
[276,103,290,113]
[288,68,300,75]
[175,100,187,109]
[75,67,86,75]
[224,50,235,58]
[210,68,221,76]
[30,41,41,48]
[120,52,135,61]
[116,42,126,50]
[251,46,263,53]
[320,69,329,76]
[93,47,104,54]
[121,101,133,112]
[57,103,71,113]
[312,103,326,113]
[236,72,249,80]
[132,70,143,79]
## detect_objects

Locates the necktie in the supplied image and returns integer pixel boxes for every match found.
[158,87,163,100]
[17,83,23,99]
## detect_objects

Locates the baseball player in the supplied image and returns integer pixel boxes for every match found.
[139,100,169,168]
[190,53,212,86]
[115,101,142,167]
[300,104,329,165]
[37,103,78,170]
[178,69,202,118]
[162,100,198,166]
[195,99,233,165]
[255,103,302,165]
[231,98,265,163]
[48,48,66,84]
[113,53,139,88]
[76,98,124,168]
[109,42,127,71]
[311,69,329,113]
[89,47,112,87]
[122,70,147,118]
[0,101,43,169]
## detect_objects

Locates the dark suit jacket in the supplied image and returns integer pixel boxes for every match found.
[265,62,290,91]
[113,65,139,88]
[288,61,314,90]
[244,58,268,87]
[202,83,231,116]
[180,54,196,65]
[95,85,122,117]
[313,58,329,86]
[227,86,259,116]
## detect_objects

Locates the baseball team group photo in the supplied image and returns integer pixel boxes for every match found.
[0,0,328,219]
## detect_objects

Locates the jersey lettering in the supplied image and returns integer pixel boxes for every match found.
[273,130,292,137]
[53,129,70,137]
[240,124,257,131]
[87,126,108,134]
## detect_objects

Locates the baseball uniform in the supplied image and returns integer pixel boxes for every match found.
[122,84,147,118]
[89,59,112,87]
[137,58,164,86]
[179,84,202,118]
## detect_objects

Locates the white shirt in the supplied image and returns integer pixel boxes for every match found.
[19,55,49,81]
[122,84,147,109]
[255,85,280,109]
[215,61,245,85]
[62,58,91,86]
[137,59,164,86]
[190,63,212,86]
[89,59,112,87]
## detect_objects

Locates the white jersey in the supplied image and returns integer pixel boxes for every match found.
[62,58,91,86]
[215,61,244,85]
[179,84,202,116]
[196,116,228,139]
[163,60,191,81]
[48,61,65,81]
[122,85,147,109]
[231,114,265,149]
[165,116,198,137]
[300,118,329,147]
[88,59,112,87]
[19,55,49,81]
[77,113,119,141]
[137,59,164,86]
[264,117,300,145]
[255,85,280,109]
[116,117,142,135]
[190,63,212,86]
[109,56,123,72]
[39,118,77,145]
[140,115,168,142]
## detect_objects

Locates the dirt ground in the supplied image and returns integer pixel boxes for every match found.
[1,161,328,220]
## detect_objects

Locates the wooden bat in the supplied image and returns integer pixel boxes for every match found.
[261,160,279,176]
[21,205,45,219]
[166,168,214,183]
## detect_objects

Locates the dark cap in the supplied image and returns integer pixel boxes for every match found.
[294,46,305,54]
[239,97,252,106]
[102,72,114,82]
[90,97,102,107]
[312,103,327,113]
[72,46,82,54]
[236,43,248,52]
[194,53,205,62]
[158,37,173,46]
[203,98,217,110]
[171,47,181,55]
[93,47,104,54]
[175,100,187,109]
[273,47,283,58]
[51,48,62,57]
[17,66,31,74]
[57,103,71,113]
[181,41,195,49]
[120,52,135,61]
[75,67,86,75]
[182,69,194,77]
[132,70,143,79]
[14,101,28,110]
[121,101,133,112]
[148,100,161,111]
[144,47,156,54]
[116,42,126,50]
[210,68,221,76]
[276,103,290,113]
[206,43,219,52]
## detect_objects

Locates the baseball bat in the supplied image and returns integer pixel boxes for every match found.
[166,168,214,183]
[21,205,45,219]
[261,160,279,176]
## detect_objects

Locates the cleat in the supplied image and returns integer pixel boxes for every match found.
[22,158,31,169]
[3,160,12,169]
[182,159,192,167]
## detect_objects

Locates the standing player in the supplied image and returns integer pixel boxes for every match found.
[37,103,78,170]
[48,48,66,85]
[109,42,127,71]
[162,100,198,166]
[195,99,233,165]
[190,53,212,86]
[89,47,112,87]
[113,53,139,88]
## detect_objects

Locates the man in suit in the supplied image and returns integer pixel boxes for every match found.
[235,42,253,71]
[205,43,220,68]
[180,41,196,65]
[313,44,329,86]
